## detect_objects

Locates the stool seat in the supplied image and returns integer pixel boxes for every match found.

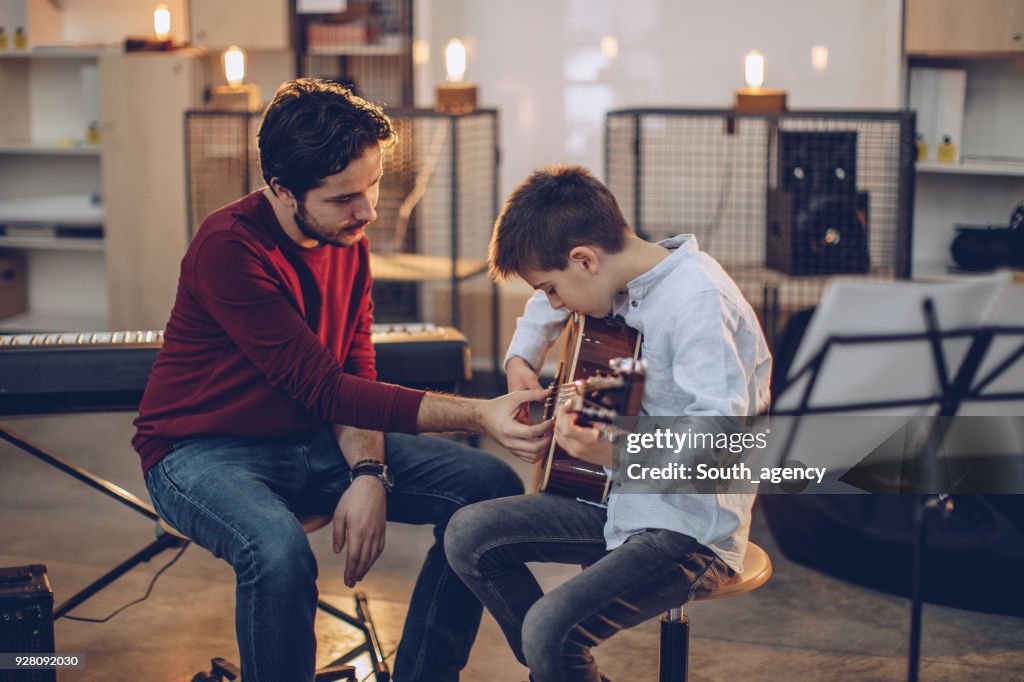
[158,518,188,542]
[691,541,772,603]
[660,542,772,681]
[300,514,333,534]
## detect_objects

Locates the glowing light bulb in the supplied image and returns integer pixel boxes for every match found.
[601,35,619,61]
[445,39,466,83]
[223,46,246,87]
[812,45,828,72]
[413,39,430,66]
[744,50,765,90]
[153,4,171,41]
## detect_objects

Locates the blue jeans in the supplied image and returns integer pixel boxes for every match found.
[444,494,732,682]
[144,426,523,682]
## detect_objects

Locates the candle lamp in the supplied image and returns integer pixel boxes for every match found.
[210,46,262,112]
[435,39,477,115]
[734,50,786,114]
[125,4,174,51]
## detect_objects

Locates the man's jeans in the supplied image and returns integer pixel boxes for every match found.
[145,426,523,682]
[444,494,733,682]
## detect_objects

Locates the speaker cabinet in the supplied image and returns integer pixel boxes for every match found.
[768,129,869,276]
[778,130,858,194]
[0,565,55,682]
[767,189,870,276]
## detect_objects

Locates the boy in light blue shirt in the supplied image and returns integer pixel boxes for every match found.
[445,164,771,682]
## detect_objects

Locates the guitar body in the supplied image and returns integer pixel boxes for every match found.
[536,314,642,503]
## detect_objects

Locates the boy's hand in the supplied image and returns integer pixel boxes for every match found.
[554,399,614,468]
[478,388,553,463]
[506,356,543,425]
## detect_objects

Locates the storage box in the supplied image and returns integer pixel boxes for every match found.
[0,254,27,321]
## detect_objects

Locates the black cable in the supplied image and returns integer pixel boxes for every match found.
[63,544,189,623]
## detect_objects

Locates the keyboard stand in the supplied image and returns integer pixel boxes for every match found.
[0,424,189,618]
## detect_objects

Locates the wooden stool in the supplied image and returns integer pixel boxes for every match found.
[659,542,772,682]
[159,514,387,681]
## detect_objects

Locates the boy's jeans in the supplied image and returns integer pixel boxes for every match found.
[145,426,523,682]
[444,494,732,682]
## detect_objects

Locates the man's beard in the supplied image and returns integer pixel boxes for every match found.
[294,201,366,248]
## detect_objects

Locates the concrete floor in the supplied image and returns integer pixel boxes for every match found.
[2,411,1023,682]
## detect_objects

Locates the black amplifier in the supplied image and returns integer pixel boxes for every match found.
[0,565,55,682]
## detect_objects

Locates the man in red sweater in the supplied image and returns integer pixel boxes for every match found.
[134,79,550,682]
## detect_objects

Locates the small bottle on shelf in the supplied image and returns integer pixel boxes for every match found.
[13,27,26,50]
[915,133,928,162]
[0,27,8,51]
[936,135,957,164]
[87,121,101,145]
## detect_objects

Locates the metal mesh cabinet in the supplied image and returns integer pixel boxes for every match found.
[605,108,915,346]
[185,107,501,365]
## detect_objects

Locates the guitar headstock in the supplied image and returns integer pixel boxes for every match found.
[570,357,647,427]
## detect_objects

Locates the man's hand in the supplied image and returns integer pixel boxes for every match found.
[478,388,554,463]
[506,356,544,425]
[554,399,614,468]
[332,475,387,588]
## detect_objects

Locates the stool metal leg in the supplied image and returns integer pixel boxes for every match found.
[659,607,689,682]
[317,591,390,681]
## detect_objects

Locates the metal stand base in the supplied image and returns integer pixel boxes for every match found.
[659,612,690,682]
[1,425,187,620]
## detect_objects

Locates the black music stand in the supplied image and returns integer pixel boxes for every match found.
[771,297,1024,682]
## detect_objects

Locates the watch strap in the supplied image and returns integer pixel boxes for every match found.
[350,459,393,491]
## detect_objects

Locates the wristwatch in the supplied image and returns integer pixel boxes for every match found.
[349,459,394,492]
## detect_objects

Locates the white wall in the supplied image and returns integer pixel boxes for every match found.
[417,0,904,198]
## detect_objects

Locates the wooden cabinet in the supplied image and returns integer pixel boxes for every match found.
[906,0,1024,55]
[100,51,204,330]
[189,0,290,50]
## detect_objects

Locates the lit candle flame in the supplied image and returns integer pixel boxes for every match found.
[153,4,171,41]
[223,46,246,87]
[744,50,765,90]
[445,39,466,83]
[812,45,828,72]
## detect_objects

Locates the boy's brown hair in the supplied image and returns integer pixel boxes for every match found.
[488,164,631,281]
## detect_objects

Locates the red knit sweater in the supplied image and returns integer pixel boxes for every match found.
[132,191,424,474]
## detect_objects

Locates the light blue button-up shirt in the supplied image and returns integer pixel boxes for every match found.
[505,234,772,572]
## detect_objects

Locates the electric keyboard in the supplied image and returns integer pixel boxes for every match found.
[0,324,469,415]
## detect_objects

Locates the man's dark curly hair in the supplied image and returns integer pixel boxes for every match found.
[258,78,395,199]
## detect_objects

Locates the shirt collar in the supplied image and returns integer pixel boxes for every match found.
[622,234,698,302]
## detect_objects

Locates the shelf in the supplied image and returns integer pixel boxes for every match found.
[916,160,1024,177]
[307,43,408,57]
[370,253,488,282]
[0,194,104,226]
[0,234,103,252]
[0,142,101,156]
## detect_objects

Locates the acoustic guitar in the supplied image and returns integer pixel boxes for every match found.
[536,314,645,504]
